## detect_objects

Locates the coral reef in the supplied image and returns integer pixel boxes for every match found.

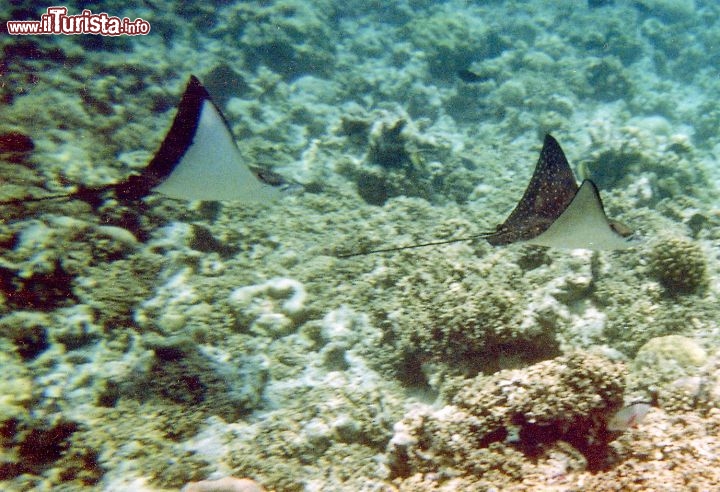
[386,352,626,489]
[625,335,719,414]
[0,217,140,312]
[335,110,465,206]
[404,8,508,80]
[580,122,703,203]
[0,417,102,487]
[633,335,707,383]
[0,131,34,164]
[584,56,633,102]
[333,241,537,384]
[576,408,720,491]
[182,477,265,492]
[217,2,336,80]
[2,0,720,490]
[230,277,308,337]
[647,235,707,295]
[0,347,32,425]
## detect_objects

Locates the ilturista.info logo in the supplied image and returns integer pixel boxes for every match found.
[6,6,151,36]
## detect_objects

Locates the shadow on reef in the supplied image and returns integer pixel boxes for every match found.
[0,418,102,486]
[395,332,562,394]
[515,414,619,472]
[0,261,77,311]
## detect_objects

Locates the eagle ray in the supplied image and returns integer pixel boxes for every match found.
[0,75,288,206]
[338,134,635,257]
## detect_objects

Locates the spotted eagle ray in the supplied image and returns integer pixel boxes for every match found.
[0,75,289,206]
[338,134,635,257]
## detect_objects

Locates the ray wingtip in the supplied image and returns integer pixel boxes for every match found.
[183,74,211,102]
[542,133,561,149]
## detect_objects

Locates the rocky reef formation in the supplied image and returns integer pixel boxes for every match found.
[386,352,626,489]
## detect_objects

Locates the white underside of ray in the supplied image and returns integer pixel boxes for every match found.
[527,181,632,250]
[153,100,281,202]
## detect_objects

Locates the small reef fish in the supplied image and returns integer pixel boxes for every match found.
[607,402,652,431]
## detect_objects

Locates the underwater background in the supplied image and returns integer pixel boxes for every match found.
[2,0,720,490]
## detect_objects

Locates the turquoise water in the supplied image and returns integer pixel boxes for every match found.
[1,1,719,490]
